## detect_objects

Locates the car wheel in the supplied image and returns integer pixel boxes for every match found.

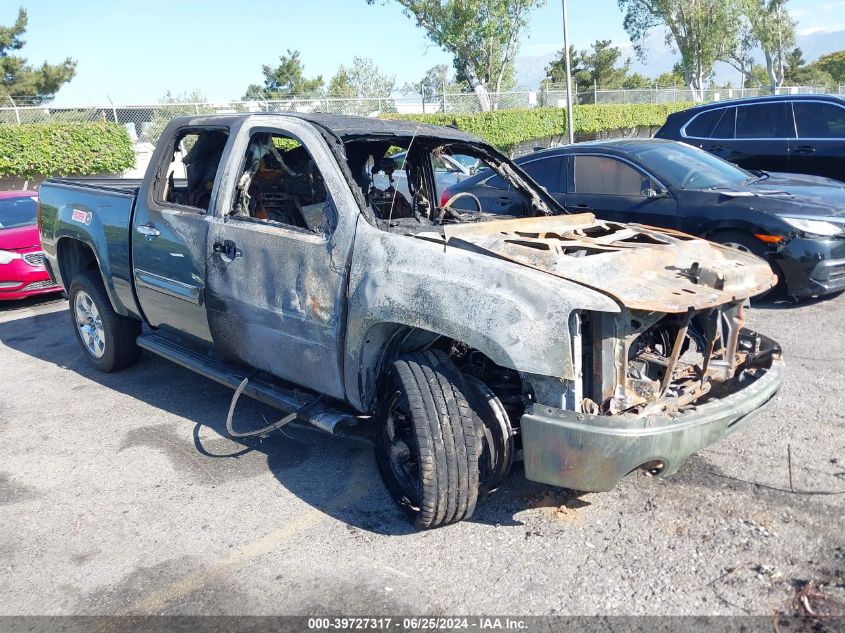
[69,270,141,372]
[711,230,784,300]
[375,350,481,529]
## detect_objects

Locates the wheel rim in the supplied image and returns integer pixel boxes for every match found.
[383,390,422,509]
[74,290,105,359]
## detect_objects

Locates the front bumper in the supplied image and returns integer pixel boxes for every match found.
[521,356,785,492]
[0,255,62,301]
[774,236,845,299]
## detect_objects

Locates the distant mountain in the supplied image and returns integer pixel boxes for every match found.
[515,30,845,90]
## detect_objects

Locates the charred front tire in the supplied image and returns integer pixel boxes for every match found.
[375,350,481,529]
[68,270,141,372]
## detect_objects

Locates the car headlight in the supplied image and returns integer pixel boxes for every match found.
[0,250,23,265]
[782,217,844,237]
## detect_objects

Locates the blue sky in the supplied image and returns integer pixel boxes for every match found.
[5,0,844,105]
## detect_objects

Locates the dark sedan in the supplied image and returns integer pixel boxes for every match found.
[655,94,845,182]
[443,139,845,299]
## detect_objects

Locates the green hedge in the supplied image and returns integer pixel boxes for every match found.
[385,103,694,152]
[0,122,135,178]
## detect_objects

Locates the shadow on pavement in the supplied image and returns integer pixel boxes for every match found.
[0,304,559,535]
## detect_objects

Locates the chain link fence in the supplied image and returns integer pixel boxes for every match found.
[0,85,839,146]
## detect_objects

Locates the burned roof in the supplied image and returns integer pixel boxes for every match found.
[171,112,482,144]
[285,113,481,143]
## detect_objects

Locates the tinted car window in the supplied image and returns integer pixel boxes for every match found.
[793,102,845,139]
[0,196,38,230]
[484,173,508,189]
[632,143,750,189]
[711,107,736,139]
[735,103,786,139]
[573,155,648,196]
[519,156,564,192]
[684,109,722,138]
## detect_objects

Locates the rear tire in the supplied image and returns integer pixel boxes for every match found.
[68,270,141,372]
[375,350,481,529]
[710,230,784,300]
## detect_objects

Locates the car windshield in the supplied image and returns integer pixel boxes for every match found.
[0,196,38,230]
[632,143,753,189]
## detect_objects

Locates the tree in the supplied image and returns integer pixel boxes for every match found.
[654,68,687,88]
[547,40,633,93]
[814,51,845,84]
[366,0,545,111]
[782,47,837,87]
[726,0,796,93]
[402,64,458,112]
[784,47,804,82]
[618,0,740,101]
[622,72,653,88]
[243,49,323,100]
[0,7,76,105]
[326,58,396,114]
[328,57,396,98]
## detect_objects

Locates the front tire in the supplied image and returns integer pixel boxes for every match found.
[375,350,481,529]
[69,270,141,372]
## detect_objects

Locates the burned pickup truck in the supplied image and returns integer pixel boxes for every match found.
[38,114,784,528]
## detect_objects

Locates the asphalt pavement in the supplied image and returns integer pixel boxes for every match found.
[0,293,842,617]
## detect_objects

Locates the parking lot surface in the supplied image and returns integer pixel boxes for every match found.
[0,293,843,616]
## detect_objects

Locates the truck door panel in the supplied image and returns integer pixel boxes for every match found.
[205,121,356,399]
[132,127,229,342]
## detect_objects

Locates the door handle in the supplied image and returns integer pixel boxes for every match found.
[708,145,726,152]
[794,145,816,154]
[213,239,241,259]
[136,223,160,239]
[575,204,593,212]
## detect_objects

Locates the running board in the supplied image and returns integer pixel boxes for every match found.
[136,332,361,437]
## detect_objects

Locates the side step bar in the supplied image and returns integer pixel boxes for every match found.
[136,332,361,437]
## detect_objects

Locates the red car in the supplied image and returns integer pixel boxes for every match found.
[0,190,62,300]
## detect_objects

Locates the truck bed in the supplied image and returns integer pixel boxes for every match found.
[38,177,142,319]
[43,177,143,196]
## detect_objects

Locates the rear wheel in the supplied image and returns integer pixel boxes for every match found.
[375,350,481,529]
[69,270,141,372]
[710,230,784,299]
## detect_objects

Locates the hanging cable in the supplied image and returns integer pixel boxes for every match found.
[225,375,324,439]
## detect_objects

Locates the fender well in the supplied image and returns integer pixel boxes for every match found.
[56,237,125,316]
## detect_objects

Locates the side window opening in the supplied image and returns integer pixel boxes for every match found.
[232,132,330,234]
[520,156,564,193]
[158,129,228,211]
[710,107,736,139]
[735,103,786,139]
[793,102,845,139]
[684,109,722,138]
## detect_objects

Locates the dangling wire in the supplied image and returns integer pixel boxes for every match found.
[225,375,323,439]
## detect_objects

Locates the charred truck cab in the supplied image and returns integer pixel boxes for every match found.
[38,114,784,529]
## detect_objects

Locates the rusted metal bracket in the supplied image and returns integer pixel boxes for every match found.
[660,311,692,397]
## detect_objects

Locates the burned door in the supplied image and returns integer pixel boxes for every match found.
[205,120,357,399]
